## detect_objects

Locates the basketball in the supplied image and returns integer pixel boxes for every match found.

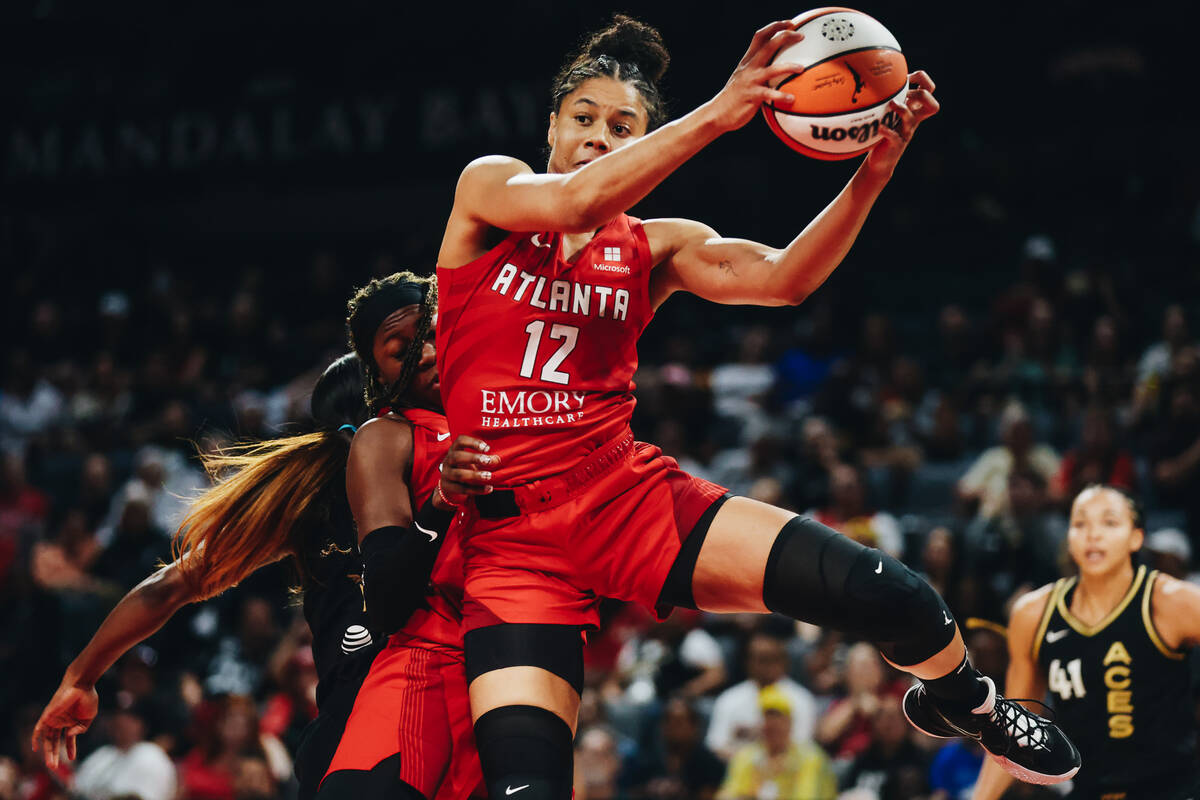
[763,7,908,160]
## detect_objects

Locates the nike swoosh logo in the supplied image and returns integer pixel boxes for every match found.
[931,707,981,741]
[1045,629,1069,643]
[943,611,953,625]
[414,521,438,542]
[530,233,549,248]
[875,560,883,574]
[437,432,451,441]
[506,786,530,796]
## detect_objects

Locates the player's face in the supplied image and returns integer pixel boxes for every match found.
[546,77,649,174]
[372,304,441,412]
[1067,487,1143,578]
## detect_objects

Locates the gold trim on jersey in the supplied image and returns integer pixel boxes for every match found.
[1056,565,1146,637]
[1141,569,1186,661]
[1032,580,1068,661]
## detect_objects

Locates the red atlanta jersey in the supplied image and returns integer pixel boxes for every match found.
[394,407,463,651]
[437,215,654,484]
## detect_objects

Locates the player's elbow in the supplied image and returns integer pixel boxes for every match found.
[773,279,812,306]
[782,287,813,306]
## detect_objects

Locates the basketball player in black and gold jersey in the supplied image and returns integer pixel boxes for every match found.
[970,485,1200,800]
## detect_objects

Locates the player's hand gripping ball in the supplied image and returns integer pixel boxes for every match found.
[763,7,908,160]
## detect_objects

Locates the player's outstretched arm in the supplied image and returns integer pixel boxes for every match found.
[441,22,805,245]
[32,562,196,768]
[647,72,938,309]
[971,585,1053,800]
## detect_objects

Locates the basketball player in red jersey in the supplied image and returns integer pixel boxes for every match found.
[434,14,1082,799]
[316,271,485,800]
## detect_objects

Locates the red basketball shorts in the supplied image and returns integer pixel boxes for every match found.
[321,637,482,800]
[461,441,727,630]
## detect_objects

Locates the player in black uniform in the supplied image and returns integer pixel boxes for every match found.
[922,485,1200,800]
[31,338,476,798]
[30,353,380,796]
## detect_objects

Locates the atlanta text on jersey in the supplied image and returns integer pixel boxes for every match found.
[491,263,630,321]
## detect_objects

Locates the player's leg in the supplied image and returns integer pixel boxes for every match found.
[465,624,583,800]
[659,496,1081,785]
[316,645,456,800]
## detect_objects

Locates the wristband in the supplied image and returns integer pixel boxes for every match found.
[436,484,465,509]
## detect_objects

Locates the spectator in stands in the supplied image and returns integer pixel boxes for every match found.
[999,296,1079,419]
[626,697,724,800]
[807,464,902,557]
[916,394,967,464]
[204,596,282,699]
[72,702,176,800]
[260,621,318,757]
[711,433,795,502]
[919,526,966,617]
[929,304,984,402]
[928,738,985,800]
[1081,315,1132,407]
[789,416,842,513]
[706,631,817,762]
[232,755,278,800]
[815,643,905,764]
[958,401,1059,521]
[963,469,1065,620]
[612,610,726,707]
[1143,527,1193,582]
[717,685,835,800]
[0,756,16,800]
[709,325,776,445]
[109,648,189,756]
[1049,406,1134,505]
[1133,304,1192,421]
[178,694,289,800]
[839,695,931,799]
[1148,363,1200,550]
[0,350,64,456]
[91,483,170,592]
[76,454,115,530]
[775,300,842,411]
[575,726,629,800]
[0,454,49,587]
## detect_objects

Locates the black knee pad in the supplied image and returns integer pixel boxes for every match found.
[464,623,584,695]
[474,705,574,800]
[762,517,956,666]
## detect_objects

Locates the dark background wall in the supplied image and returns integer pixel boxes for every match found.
[5,1,1197,338]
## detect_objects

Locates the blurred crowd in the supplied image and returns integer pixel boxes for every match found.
[2,235,1199,800]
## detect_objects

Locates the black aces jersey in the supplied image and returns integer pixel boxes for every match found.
[1035,565,1198,799]
[301,494,381,709]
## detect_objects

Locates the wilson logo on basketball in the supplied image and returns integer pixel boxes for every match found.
[810,110,901,145]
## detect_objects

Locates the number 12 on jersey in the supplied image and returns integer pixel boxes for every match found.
[520,321,579,385]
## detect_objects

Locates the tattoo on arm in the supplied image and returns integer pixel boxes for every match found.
[718,260,736,276]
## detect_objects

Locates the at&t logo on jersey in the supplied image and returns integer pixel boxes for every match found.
[490,263,630,319]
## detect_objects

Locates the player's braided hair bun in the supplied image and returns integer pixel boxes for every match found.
[552,14,670,130]
[582,14,670,84]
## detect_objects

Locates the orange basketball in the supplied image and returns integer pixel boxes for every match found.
[764,8,908,160]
